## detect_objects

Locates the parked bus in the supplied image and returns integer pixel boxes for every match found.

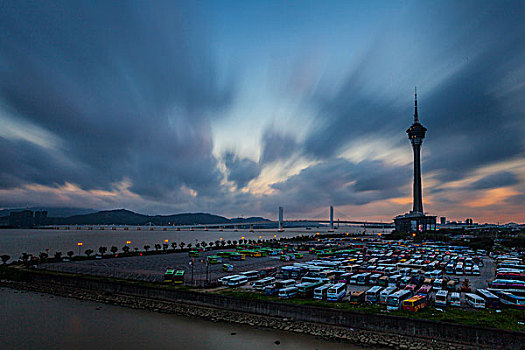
[402,295,427,312]
[240,270,260,281]
[349,274,361,285]
[450,292,461,307]
[252,277,276,290]
[369,273,383,285]
[313,284,332,300]
[164,269,175,283]
[265,279,296,295]
[327,283,346,301]
[377,275,389,287]
[207,255,222,264]
[465,293,486,309]
[343,264,360,273]
[493,291,525,310]
[489,279,525,290]
[433,279,445,290]
[496,272,525,281]
[365,286,383,303]
[278,286,298,299]
[229,252,245,261]
[430,269,443,279]
[472,265,480,275]
[388,274,402,287]
[446,280,457,291]
[475,289,500,308]
[387,290,413,311]
[455,264,464,275]
[174,270,185,284]
[296,281,325,298]
[435,290,449,307]
[445,264,455,274]
[349,291,366,304]
[218,275,241,286]
[417,284,432,295]
[259,267,278,277]
[228,275,249,287]
[357,272,371,285]
[379,286,397,304]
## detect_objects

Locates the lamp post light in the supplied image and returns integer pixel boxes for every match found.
[77,242,83,256]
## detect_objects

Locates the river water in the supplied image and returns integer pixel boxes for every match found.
[0,226,388,261]
[0,287,364,350]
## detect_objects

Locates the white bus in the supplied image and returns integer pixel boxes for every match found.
[388,274,402,287]
[219,275,241,286]
[365,286,383,303]
[278,286,298,299]
[387,290,412,311]
[465,293,486,309]
[241,270,260,281]
[455,264,464,275]
[445,264,455,274]
[327,283,346,301]
[435,290,449,307]
[431,270,443,279]
[252,277,276,290]
[433,279,445,290]
[228,275,249,287]
[357,272,371,285]
[313,284,332,300]
[379,286,397,304]
[349,274,360,285]
[450,292,461,307]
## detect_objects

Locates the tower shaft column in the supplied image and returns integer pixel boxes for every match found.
[412,142,423,213]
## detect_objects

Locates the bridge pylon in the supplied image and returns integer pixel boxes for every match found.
[328,206,334,232]
[278,206,284,232]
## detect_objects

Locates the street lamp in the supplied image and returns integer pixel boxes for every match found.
[77,242,83,256]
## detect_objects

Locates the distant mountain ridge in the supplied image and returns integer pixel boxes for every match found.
[1,208,270,226]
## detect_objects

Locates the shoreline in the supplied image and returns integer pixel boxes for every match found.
[1,279,475,350]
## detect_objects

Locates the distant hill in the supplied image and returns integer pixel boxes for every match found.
[44,209,261,226]
[0,207,270,226]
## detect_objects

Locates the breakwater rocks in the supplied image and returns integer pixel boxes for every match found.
[2,280,475,350]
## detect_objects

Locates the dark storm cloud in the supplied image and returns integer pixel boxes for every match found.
[267,158,408,213]
[469,171,519,190]
[0,1,233,198]
[223,151,260,189]
[260,128,300,164]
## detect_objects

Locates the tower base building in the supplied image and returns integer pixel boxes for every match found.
[394,212,436,233]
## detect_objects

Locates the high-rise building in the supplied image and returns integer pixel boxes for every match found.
[440,217,446,225]
[394,89,437,233]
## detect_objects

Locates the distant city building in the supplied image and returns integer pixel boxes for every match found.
[465,218,474,225]
[34,210,48,226]
[394,89,437,233]
[440,216,446,225]
[8,209,47,228]
[9,210,35,228]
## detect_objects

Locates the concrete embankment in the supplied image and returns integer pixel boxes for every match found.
[2,270,524,350]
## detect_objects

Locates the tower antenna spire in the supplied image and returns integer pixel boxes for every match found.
[414,86,419,123]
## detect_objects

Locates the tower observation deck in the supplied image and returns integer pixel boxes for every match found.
[394,89,436,233]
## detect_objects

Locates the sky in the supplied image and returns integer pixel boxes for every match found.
[0,0,524,223]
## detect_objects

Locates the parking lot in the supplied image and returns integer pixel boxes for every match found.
[39,249,317,284]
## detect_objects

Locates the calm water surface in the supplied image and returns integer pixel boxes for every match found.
[0,287,365,350]
[0,226,388,261]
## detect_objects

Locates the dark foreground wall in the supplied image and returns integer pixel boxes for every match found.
[26,271,525,349]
